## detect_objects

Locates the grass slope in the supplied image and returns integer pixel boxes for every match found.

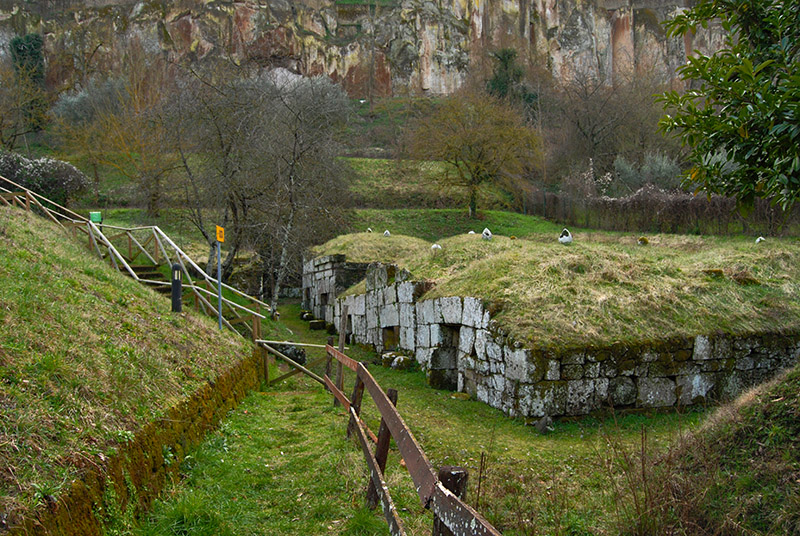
[315,231,800,348]
[345,158,513,210]
[0,208,284,526]
[654,363,800,534]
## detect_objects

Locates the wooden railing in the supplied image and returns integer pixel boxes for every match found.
[0,175,269,340]
[257,338,503,536]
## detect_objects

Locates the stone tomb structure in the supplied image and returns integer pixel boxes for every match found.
[302,260,800,418]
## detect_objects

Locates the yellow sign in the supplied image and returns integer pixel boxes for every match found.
[216,225,225,243]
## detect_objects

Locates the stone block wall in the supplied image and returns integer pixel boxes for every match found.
[318,261,800,418]
[302,254,369,324]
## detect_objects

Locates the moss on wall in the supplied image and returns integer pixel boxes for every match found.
[10,347,266,536]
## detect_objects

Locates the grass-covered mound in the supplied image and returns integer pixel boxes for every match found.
[315,230,800,348]
[0,208,274,527]
[652,362,800,534]
[347,208,561,242]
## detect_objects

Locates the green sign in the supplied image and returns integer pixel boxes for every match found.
[89,211,102,223]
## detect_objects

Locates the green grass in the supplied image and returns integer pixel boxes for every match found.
[653,364,800,534]
[345,208,562,243]
[0,207,288,527]
[136,302,708,535]
[315,231,800,348]
[344,158,514,210]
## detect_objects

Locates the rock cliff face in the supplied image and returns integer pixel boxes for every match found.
[0,0,724,95]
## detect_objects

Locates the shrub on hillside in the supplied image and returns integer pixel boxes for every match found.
[614,152,682,193]
[0,151,90,206]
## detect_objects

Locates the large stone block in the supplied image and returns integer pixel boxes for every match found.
[567,380,595,415]
[458,327,476,355]
[693,335,712,360]
[486,341,503,361]
[439,296,462,325]
[380,304,399,327]
[416,324,430,347]
[400,326,416,350]
[418,300,435,324]
[430,324,443,347]
[545,360,560,381]
[609,377,636,406]
[519,382,567,417]
[383,286,397,305]
[352,315,366,337]
[462,297,484,328]
[637,377,677,407]
[676,373,716,405]
[351,294,366,316]
[366,310,378,330]
[474,329,488,358]
[505,347,530,381]
[399,303,415,328]
[397,282,415,303]
[562,364,583,380]
[366,290,379,312]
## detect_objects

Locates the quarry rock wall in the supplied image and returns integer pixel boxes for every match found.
[303,259,800,418]
[0,0,724,95]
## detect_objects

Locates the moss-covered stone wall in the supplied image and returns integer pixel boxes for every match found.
[9,347,266,535]
[323,262,800,418]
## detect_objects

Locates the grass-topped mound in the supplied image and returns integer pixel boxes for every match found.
[347,208,562,242]
[648,362,800,533]
[314,230,800,348]
[0,208,276,527]
[310,232,432,264]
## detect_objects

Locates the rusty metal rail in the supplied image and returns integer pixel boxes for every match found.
[323,344,503,536]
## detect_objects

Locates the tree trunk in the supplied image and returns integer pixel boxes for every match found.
[469,188,477,219]
[270,186,297,319]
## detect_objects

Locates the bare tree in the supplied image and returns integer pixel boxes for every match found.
[171,67,350,309]
[0,61,47,151]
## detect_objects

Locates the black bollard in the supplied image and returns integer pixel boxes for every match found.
[171,263,182,313]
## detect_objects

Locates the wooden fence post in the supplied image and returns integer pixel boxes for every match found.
[262,345,270,386]
[325,336,334,380]
[432,467,469,536]
[252,305,262,342]
[366,388,398,509]
[333,305,348,407]
[346,365,366,439]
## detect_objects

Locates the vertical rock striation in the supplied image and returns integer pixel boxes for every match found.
[0,0,724,95]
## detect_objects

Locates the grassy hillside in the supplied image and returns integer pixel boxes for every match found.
[314,231,800,348]
[345,158,514,210]
[645,363,800,534]
[0,208,284,527]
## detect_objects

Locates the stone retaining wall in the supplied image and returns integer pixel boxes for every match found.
[326,262,800,418]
